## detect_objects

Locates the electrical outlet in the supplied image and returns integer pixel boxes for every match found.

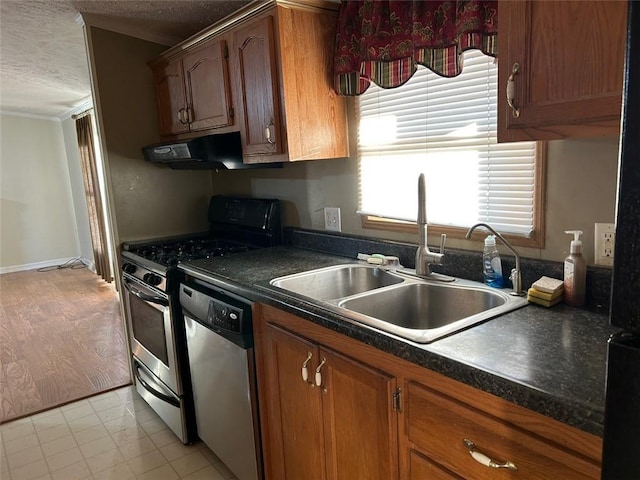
[594,223,615,266]
[324,207,341,232]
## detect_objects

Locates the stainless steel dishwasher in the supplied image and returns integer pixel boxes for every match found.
[179,279,261,480]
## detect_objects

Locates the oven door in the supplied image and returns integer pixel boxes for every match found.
[123,274,180,394]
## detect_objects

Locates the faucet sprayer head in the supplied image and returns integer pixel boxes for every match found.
[465,224,480,239]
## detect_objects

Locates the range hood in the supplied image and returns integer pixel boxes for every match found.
[142,132,281,170]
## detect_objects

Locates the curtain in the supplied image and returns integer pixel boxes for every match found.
[75,113,111,283]
[333,0,498,95]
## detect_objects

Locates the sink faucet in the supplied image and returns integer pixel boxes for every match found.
[415,173,446,277]
[465,223,524,296]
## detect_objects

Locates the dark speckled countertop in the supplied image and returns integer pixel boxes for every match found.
[178,244,619,437]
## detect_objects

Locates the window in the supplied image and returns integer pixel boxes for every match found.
[357,50,544,247]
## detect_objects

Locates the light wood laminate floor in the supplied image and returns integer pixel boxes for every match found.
[0,268,131,424]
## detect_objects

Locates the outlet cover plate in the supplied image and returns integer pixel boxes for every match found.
[324,207,341,232]
[594,222,615,266]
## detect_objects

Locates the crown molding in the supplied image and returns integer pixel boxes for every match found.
[78,12,182,46]
[0,110,61,122]
[74,12,85,27]
[58,97,94,121]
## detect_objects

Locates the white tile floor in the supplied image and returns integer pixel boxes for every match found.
[0,386,238,480]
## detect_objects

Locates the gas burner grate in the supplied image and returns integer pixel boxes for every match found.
[127,238,253,267]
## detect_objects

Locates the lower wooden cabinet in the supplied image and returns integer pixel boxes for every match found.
[409,450,462,480]
[260,324,325,479]
[254,304,602,480]
[256,307,399,480]
[406,381,600,479]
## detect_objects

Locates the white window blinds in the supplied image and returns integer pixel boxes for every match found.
[357,50,537,236]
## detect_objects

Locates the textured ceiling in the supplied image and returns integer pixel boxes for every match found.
[0,0,252,118]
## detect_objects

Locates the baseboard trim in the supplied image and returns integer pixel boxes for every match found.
[0,257,92,275]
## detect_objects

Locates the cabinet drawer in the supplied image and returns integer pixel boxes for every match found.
[410,450,462,480]
[406,382,599,480]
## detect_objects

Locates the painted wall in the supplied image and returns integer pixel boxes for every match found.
[210,135,619,266]
[86,27,214,245]
[0,114,81,270]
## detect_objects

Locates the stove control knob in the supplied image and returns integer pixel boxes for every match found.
[122,263,137,274]
[143,273,163,286]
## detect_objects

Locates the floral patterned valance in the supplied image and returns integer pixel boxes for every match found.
[333,0,498,96]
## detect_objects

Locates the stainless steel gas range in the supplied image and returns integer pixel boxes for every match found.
[120,196,280,444]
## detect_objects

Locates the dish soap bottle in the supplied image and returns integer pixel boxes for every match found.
[483,235,503,288]
[564,230,586,306]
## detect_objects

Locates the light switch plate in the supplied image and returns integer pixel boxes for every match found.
[595,223,615,266]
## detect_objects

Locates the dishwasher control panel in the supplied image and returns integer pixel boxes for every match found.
[208,299,244,333]
[179,279,254,347]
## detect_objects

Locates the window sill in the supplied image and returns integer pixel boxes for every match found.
[361,216,545,249]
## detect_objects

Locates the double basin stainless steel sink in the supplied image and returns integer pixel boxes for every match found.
[269,264,528,343]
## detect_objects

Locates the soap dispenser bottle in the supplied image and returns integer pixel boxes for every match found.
[483,235,503,288]
[564,230,586,306]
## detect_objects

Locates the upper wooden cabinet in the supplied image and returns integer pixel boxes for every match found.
[148,1,349,163]
[232,4,349,163]
[153,59,189,136]
[497,0,628,142]
[182,41,233,132]
[151,39,233,137]
[234,15,283,157]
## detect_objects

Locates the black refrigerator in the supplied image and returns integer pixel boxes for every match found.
[601,2,640,479]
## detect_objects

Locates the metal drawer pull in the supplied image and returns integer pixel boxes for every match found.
[178,108,188,124]
[315,357,327,387]
[301,352,313,384]
[463,439,518,471]
[506,62,521,118]
[265,121,275,144]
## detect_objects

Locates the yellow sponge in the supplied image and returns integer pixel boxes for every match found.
[528,293,563,307]
[531,276,564,295]
[527,287,563,302]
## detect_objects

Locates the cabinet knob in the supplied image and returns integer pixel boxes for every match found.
[463,439,518,471]
[506,63,521,118]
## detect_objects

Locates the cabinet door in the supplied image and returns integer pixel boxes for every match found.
[498,0,627,142]
[319,347,399,480]
[235,15,283,157]
[262,324,326,480]
[182,40,233,132]
[153,60,188,136]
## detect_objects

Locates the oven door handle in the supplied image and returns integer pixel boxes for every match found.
[123,278,169,307]
[134,363,180,408]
